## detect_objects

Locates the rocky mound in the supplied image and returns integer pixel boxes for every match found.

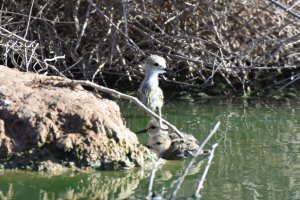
[0,66,155,171]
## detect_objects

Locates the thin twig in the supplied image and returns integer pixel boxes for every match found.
[287,0,300,11]
[26,42,39,71]
[92,62,105,83]
[267,73,300,97]
[74,0,81,32]
[268,0,300,20]
[0,26,31,43]
[75,3,91,51]
[43,56,67,77]
[121,0,128,37]
[61,58,83,74]
[24,0,35,39]
[169,121,221,200]
[44,55,66,63]
[116,44,132,82]
[194,143,219,198]
[87,0,145,56]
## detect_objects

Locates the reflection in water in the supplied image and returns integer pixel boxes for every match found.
[0,184,13,200]
[1,99,300,199]
[0,158,207,200]
[0,170,148,200]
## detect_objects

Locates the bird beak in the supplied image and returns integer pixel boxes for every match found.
[135,128,148,134]
[163,68,175,76]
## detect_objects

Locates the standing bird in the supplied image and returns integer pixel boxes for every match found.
[136,120,204,160]
[138,55,170,126]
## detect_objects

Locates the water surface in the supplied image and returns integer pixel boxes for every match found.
[1,99,300,199]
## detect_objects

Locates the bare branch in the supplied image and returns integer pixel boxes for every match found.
[169,121,221,200]
[268,0,300,20]
[24,0,35,39]
[194,143,219,197]
[39,77,185,138]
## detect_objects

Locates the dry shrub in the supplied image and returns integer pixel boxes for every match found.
[1,0,300,95]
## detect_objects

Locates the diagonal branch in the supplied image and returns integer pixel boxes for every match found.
[169,121,221,200]
[194,143,219,198]
[268,0,300,20]
[39,77,185,138]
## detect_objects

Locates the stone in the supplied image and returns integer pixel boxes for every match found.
[0,66,155,171]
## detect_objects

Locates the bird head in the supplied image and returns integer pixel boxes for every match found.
[136,119,168,135]
[141,54,172,74]
[146,134,171,155]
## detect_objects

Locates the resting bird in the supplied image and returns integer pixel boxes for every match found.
[138,55,170,126]
[136,120,203,160]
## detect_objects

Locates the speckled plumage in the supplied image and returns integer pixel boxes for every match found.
[144,120,201,160]
[138,83,164,112]
[138,55,167,116]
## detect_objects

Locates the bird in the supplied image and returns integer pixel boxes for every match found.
[138,54,171,126]
[136,120,204,160]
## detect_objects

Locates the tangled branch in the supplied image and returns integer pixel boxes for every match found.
[1,0,300,95]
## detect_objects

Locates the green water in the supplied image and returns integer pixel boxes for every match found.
[1,99,300,200]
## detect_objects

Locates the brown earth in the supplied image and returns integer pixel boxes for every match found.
[0,66,155,171]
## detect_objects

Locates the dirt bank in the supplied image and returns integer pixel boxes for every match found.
[0,66,155,171]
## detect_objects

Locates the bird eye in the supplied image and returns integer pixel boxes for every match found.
[154,63,159,66]
[155,142,162,145]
